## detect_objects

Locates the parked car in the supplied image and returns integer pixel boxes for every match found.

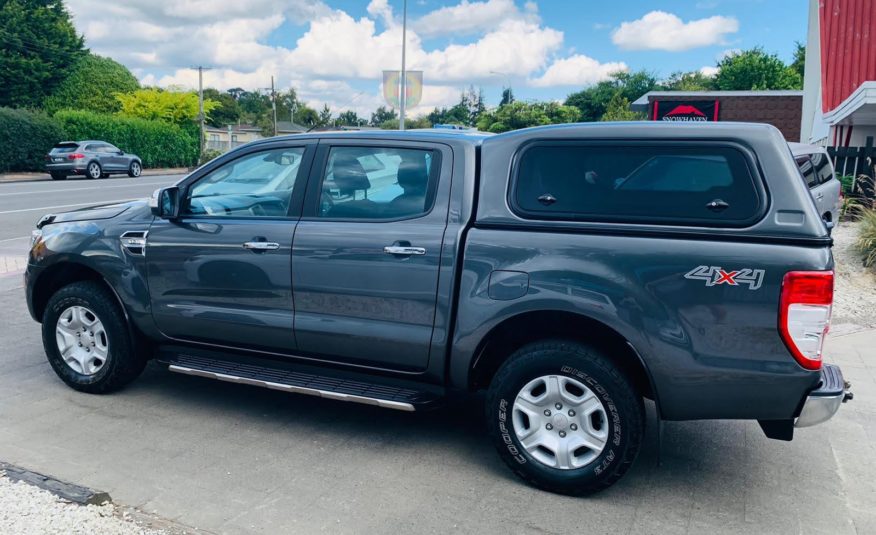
[790,142,842,229]
[26,123,852,495]
[45,140,142,181]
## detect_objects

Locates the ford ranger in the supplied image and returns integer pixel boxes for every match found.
[26,123,853,495]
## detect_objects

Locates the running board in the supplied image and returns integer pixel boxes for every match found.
[163,353,443,411]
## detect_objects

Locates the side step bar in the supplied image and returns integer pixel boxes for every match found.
[162,353,443,412]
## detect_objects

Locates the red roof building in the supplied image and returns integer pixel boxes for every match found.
[801,0,876,146]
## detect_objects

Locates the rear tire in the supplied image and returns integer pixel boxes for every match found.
[42,281,147,394]
[86,161,102,180]
[50,172,66,181]
[486,339,644,495]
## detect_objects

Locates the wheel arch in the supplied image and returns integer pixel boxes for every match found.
[468,310,657,403]
[31,262,128,324]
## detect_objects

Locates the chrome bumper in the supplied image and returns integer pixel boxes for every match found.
[795,364,853,428]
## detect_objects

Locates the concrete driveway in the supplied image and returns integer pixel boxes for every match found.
[0,177,874,534]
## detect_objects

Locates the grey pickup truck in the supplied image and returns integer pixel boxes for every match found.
[26,123,853,495]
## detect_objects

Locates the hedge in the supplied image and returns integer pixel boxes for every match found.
[0,107,66,172]
[53,110,199,168]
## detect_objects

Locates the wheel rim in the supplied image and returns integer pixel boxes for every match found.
[55,305,109,376]
[132,163,140,176]
[512,375,609,470]
[88,163,100,179]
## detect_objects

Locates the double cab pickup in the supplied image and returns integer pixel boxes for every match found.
[26,123,852,494]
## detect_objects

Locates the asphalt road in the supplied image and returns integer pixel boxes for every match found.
[0,176,873,534]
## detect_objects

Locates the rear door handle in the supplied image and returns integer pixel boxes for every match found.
[243,241,280,251]
[384,246,426,255]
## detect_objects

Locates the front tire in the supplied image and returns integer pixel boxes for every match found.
[42,281,147,394]
[486,340,644,495]
[86,161,102,180]
[128,161,142,177]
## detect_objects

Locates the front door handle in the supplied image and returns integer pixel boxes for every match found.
[384,245,426,256]
[243,241,280,251]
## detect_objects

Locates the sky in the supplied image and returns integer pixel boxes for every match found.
[64,0,809,118]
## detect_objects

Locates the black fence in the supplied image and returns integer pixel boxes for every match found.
[827,136,876,202]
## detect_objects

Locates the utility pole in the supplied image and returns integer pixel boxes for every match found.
[191,66,212,160]
[399,0,408,130]
[271,76,278,136]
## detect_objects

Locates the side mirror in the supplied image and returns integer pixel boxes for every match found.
[149,187,181,219]
[117,150,125,155]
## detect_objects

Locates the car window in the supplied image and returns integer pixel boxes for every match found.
[810,152,835,185]
[50,143,79,154]
[514,143,761,226]
[84,144,97,152]
[317,146,437,220]
[184,147,305,218]
[796,155,818,188]
[104,144,120,153]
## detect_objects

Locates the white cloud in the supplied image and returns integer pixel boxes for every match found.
[700,65,720,76]
[529,54,627,87]
[411,0,538,38]
[611,11,739,52]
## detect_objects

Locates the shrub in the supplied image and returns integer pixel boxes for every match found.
[0,107,65,172]
[857,208,876,268]
[54,110,198,168]
[43,53,140,115]
[200,148,224,165]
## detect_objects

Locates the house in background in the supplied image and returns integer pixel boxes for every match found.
[205,121,308,152]
[631,90,804,141]
[801,0,876,148]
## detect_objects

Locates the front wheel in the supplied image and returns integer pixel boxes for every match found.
[486,340,644,495]
[128,161,142,177]
[41,281,147,394]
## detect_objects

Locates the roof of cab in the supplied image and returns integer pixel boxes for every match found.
[247,128,492,147]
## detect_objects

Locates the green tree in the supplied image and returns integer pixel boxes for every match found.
[43,54,139,114]
[336,110,362,126]
[370,106,397,126]
[317,104,333,126]
[663,70,714,91]
[294,105,319,126]
[238,90,271,117]
[565,70,660,122]
[379,116,431,129]
[476,101,580,133]
[713,47,802,90]
[500,87,515,106]
[600,92,644,122]
[790,41,806,80]
[203,88,241,127]
[0,0,86,108]
[116,88,218,125]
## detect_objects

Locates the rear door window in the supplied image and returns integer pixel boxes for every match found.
[796,155,818,188]
[513,143,763,226]
[810,152,835,184]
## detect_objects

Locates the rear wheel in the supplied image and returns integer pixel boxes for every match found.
[42,281,147,394]
[50,172,66,181]
[86,161,102,180]
[128,161,142,177]
[486,339,644,495]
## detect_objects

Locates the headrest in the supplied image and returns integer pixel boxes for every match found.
[330,153,371,192]
[397,155,428,192]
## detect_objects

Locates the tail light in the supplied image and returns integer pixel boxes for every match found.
[779,271,833,370]
[68,153,85,160]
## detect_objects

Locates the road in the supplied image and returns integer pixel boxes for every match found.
[0,176,874,534]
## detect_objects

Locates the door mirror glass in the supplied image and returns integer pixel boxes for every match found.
[150,187,180,219]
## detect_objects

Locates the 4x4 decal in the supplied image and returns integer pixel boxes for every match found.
[684,265,765,290]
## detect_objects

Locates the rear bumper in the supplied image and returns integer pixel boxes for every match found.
[795,364,852,428]
[45,162,87,173]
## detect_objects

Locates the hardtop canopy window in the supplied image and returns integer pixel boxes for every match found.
[513,142,763,226]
